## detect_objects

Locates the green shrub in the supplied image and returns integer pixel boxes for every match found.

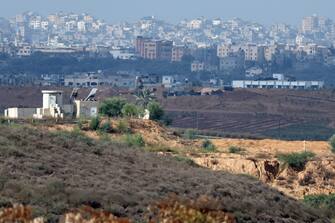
[124,134,145,147]
[122,103,141,118]
[304,194,335,209]
[329,135,335,154]
[202,139,216,152]
[100,121,112,133]
[303,194,335,219]
[228,146,245,154]
[99,97,126,117]
[116,119,131,134]
[277,151,315,170]
[148,102,164,121]
[0,117,8,125]
[89,117,100,131]
[184,129,197,140]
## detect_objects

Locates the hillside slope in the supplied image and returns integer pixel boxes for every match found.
[0,124,330,222]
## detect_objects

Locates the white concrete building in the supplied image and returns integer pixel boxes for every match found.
[4,108,36,119]
[77,21,86,32]
[34,90,65,119]
[17,45,32,57]
[74,100,99,119]
[162,76,175,88]
[218,44,261,62]
[64,73,135,88]
[232,80,324,89]
[110,49,135,60]
[187,19,203,29]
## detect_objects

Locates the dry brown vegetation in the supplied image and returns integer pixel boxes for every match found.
[42,118,335,200]
[0,123,330,222]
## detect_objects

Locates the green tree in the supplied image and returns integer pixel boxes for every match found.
[278,151,315,170]
[202,139,216,152]
[99,97,126,117]
[135,88,155,108]
[122,103,141,118]
[329,135,335,153]
[148,102,164,121]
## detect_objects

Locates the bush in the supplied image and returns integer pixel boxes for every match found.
[329,135,335,154]
[277,151,315,170]
[303,194,335,219]
[122,103,141,118]
[228,146,245,154]
[99,97,126,117]
[184,129,197,140]
[100,121,112,133]
[0,117,8,125]
[89,117,100,131]
[124,134,145,147]
[148,102,164,121]
[304,194,335,209]
[116,119,131,134]
[202,139,216,152]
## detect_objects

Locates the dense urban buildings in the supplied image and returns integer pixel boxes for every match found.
[1,12,335,88]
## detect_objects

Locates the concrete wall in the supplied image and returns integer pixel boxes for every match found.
[4,108,36,119]
[75,100,99,119]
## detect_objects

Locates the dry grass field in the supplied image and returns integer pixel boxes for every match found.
[0,122,330,223]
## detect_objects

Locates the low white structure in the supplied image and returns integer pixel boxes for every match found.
[34,90,65,119]
[4,89,101,120]
[74,100,99,119]
[64,73,135,88]
[4,108,36,119]
[273,73,286,81]
[232,80,324,89]
[162,76,175,88]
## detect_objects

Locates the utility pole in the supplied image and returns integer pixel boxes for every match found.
[304,140,306,152]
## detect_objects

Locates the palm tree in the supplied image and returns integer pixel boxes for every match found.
[135,88,156,109]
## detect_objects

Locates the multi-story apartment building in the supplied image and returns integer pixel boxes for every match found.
[191,61,205,72]
[187,19,203,29]
[157,40,173,61]
[219,51,245,71]
[302,16,319,33]
[135,36,152,57]
[135,36,173,61]
[77,21,86,32]
[172,46,190,62]
[218,44,261,62]
[142,41,158,60]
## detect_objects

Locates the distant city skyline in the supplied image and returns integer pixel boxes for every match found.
[0,0,334,25]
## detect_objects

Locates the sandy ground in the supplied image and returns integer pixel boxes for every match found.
[211,138,332,157]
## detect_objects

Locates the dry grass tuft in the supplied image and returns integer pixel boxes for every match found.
[148,195,236,223]
[0,204,44,223]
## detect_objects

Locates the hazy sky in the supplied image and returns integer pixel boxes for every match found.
[1,0,334,25]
